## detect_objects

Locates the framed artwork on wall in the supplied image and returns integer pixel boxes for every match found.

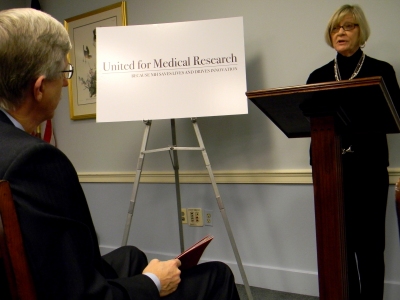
[64,1,127,120]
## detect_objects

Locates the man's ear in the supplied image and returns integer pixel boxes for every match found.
[33,76,46,102]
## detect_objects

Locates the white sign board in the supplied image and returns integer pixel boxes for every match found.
[96,17,247,122]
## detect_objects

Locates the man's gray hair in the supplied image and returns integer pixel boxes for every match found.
[0,8,71,109]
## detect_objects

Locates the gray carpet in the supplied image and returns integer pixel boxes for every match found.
[236,285,319,300]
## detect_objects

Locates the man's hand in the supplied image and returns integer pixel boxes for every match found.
[143,259,181,297]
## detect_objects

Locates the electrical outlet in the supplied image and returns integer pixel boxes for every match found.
[181,208,187,224]
[205,210,213,226]
[187,208,203,226]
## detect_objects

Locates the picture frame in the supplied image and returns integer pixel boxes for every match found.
[64,2,127,120]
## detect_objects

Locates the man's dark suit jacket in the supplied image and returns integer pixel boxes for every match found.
[0,111,159,299]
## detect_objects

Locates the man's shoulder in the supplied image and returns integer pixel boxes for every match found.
[0,121,44,151]
[0,123,63,176]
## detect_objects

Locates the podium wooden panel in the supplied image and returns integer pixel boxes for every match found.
[246,77,400,300]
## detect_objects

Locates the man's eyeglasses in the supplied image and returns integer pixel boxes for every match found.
[60,63,74,79]
[331,22,359,34]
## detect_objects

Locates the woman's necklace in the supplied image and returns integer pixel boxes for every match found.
[334,52,365,81]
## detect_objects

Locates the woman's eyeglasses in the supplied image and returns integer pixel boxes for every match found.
[331,22,359,34]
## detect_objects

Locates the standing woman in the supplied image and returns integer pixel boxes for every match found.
[307,4,400,300]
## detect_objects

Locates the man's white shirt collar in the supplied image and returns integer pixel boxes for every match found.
[0,108,25,131]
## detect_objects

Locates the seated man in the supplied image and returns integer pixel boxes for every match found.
[0,8,240,300]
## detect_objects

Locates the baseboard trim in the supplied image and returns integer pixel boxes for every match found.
[99,245,400,298]
[79,168,400,184]
[99,245,319,296]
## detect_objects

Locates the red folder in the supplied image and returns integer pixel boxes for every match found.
[175,235,214,270]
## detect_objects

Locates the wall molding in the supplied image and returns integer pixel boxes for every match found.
[99,245,400,298]
[78,168,400,184]
[99,245,319,296]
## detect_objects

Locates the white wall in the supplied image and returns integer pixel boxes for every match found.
[37,0,400,173]
[1,0,25,9]
[2,0,400,298]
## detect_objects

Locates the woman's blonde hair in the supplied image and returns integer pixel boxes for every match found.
[324,4,370,48]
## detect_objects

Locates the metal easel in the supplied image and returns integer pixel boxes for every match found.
[121,118,253,300]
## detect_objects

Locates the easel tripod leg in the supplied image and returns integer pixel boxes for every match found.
[122,120,152,246]
[191,118,253,300]
[170,119,185,252]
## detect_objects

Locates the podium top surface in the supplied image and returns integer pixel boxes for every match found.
[246,76,400,138]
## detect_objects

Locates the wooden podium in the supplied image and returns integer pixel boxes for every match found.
[246,77,400,300]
